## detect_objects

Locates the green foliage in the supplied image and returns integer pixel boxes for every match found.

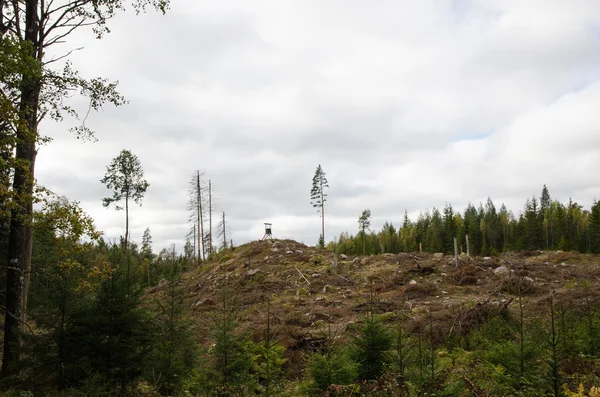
[308,350,357,393]
[67,262,154,391]
[145,260,199,395]
[350,312,393,381]
[250,340,288,394]
[211,292,254,389]
[100,149,149,212]
[308,322,358,393]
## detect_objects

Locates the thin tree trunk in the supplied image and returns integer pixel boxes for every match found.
[208,179,212,256]
[197,171,204,261]
[222,212,226,249]
[125,194,130,292]
[193,223,196,260]
[3,0,41,375]
[321,180,325,243]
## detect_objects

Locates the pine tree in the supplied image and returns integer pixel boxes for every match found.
[100,149,149,294]
[358,209,371,255]
[100,149,149,251]
[310,165,329,247]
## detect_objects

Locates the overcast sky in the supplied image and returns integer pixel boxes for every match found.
[36,0,600,252]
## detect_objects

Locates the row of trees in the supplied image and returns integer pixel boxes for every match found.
[329,185,600,256]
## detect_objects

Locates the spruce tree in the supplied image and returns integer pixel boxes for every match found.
[308,318,357,392]
[211,290,253,391]
[540,185,552,249]
[146,260,199,395]
[443,204,456,254]
[351,311,392,381]
[589,200,600,253]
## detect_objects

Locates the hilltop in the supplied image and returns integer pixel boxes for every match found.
[148,239,600,379]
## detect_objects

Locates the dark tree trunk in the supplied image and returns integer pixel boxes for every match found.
[2,0,40,376]
[22,151,36,325]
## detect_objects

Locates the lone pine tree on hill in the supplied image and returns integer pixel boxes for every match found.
[358,209,371,255]
[101,149,149,250]
[310,164,329,247]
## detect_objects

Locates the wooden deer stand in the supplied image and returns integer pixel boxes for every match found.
[262,223,274,241]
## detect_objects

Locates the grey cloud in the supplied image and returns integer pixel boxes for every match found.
[34,0,600,251]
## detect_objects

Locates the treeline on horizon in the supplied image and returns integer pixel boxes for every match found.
[328,185,600,256]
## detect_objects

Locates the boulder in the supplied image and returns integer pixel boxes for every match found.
[286,250,294,255]
[493,266,509,275]
[340,254,348,259]
[483,256,492,261]
[408,279,418,285]
[247,269,260,276]
[271,247,279,252]
[433,253,444,258]
[296,250,304,254]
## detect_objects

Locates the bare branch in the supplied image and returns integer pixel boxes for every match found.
[42,46,83,65]
[44,19,88,47]
[43,0,87,40]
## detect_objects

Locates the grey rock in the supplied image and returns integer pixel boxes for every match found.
[494,266,509,275]
[340,254,348,259]
[296,250,304,254]
[483,256,492,261]
[271,247,279,252]
[409,279,418,285]
[286,250,294,255]
[247,269,260,276]
[433,253,444,258]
